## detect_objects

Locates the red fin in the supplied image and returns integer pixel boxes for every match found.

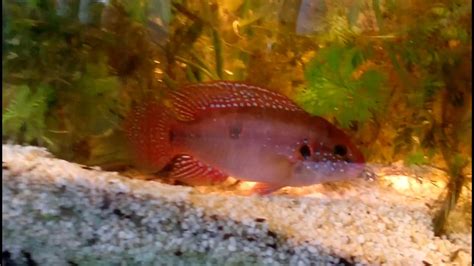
[250,183,284,195]
[168,155,228,186]
[168,81,305,121]
[124,102,175,172]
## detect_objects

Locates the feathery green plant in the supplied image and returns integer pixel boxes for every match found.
[2,0,140,163]
[296,45,386,128]
[3,85,53,145]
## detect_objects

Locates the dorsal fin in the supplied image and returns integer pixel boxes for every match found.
[166,155,228,186]
[168,81,305,121]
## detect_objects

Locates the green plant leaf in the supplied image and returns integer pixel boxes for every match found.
[3,84,53,144]
[297,45,386,128]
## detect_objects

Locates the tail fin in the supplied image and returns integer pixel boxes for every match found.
[124,101,175,172]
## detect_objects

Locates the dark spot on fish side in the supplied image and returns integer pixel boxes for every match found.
[229,124,242,139]
[174,250,183,256]
[169,130,175,142]
[255,218,266,222]
[299,144,311,160]
[422,260,432,266]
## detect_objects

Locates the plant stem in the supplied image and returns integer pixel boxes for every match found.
[212,29,224,79]
[185,66,198,82]
[432,88,469,236]
[189,52,215,78]
[432,151,467,235]
[175,56,218,80]
[162,74,177,90]
[372,0,383,32]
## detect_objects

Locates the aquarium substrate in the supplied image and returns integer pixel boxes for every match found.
[2,144,471,265]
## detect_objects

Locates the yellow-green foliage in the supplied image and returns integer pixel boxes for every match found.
[295,0,471,167]
[295,0,471,235]
[296,45,386,128]
[2,0,471,170]
[3,85,53,145]
[2,0,132,162]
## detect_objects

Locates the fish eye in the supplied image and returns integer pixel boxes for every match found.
[299,144,312,160]
[333,144,347,157]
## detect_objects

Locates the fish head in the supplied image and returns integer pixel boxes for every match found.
[290,117,366,185]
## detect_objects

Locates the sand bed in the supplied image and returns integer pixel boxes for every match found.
[2,145,471,265]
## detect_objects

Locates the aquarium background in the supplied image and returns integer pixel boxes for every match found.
[2,0,472,235]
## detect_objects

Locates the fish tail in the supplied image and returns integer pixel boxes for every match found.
[124,101,176,172]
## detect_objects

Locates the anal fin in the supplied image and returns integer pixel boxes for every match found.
[165,155,228,186]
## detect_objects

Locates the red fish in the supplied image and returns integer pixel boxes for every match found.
[125,81,365,194]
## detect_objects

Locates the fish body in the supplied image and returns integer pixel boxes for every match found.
[125,81,365,194]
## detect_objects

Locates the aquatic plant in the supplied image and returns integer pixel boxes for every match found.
[295,45,387,128]
[2,0,161,163]
[2,0,471,234]
[295,0,471,235]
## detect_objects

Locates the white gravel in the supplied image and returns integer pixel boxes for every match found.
[2,144,472,265]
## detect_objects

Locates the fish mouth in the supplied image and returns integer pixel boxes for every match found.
[340,162,366,178]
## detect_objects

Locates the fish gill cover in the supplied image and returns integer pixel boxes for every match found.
[2,0,472,234]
